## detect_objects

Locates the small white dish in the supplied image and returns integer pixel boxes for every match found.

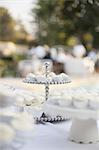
[0,93,14,108]
[48,96,61,105]
[59,98,72,107]
[73,99,88,109]
[24,98,32,106]
[89,97,99,110]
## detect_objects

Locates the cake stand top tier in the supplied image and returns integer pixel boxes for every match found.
[23,72,71,85]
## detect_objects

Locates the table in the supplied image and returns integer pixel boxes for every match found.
[21,121,99,150]
[0,77,99,149]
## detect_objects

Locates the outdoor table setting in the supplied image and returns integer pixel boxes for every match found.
[1,0,99,149]
[0,62,99,150]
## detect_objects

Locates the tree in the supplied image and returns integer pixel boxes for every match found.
[0,7,33,45]
[0,7,16,41]
[32,0,65,46]
[14,19,30,44]
[32,0,99,48]
[62,0,99,48]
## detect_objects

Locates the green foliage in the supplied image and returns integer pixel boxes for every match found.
[0,53,27,77]
[32,0,65,46]
[0,7,16,41]
[0,59,17,77]
[0,7,32,45]
[32,0,99,48]
[62,0,99,45]
[13,53,27,61]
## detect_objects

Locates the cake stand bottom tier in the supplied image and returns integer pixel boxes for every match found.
[69,119,99,144]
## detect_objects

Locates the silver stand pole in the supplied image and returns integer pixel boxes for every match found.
[44,62,50,101]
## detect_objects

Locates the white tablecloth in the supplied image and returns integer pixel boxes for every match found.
[21,121,99,150]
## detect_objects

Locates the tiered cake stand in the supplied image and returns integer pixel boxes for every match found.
[23,62,71,103]
[23,62,71,122]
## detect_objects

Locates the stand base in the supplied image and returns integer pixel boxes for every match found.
[69,119,99,144]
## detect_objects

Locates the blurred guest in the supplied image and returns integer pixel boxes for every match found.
[95,59,99,73]
[56,48,66,63]
[30,45,46,59]
[72,43,86,58]
[50,48,57,60]
[88,49,97,62]
[53,61,65,74]
[43,45,52,59]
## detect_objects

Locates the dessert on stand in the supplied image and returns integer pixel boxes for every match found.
[24,62,99,144]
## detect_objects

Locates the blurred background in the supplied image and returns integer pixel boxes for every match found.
[0,0,99,79]
[1,1,99,149]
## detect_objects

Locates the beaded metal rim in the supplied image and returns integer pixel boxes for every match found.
[23,79,71,85]
[35,113,68,123]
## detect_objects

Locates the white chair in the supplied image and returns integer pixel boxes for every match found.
[18,59,41,77]
[64,57,94,76]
